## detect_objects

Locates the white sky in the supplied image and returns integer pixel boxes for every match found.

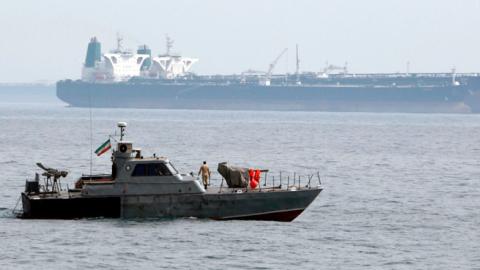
[1,0,480,82]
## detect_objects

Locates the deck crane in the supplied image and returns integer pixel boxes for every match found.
[260,48,288,86]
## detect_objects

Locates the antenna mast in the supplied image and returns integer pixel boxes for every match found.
[88,89,93,178]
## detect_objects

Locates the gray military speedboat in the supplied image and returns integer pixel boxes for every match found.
[19,122,322,221]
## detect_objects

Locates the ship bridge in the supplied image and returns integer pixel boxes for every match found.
[81,36,198,82]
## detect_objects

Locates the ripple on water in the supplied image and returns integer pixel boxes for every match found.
[0,106,479,269]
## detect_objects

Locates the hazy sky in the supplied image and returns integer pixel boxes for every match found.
[1,0,480,82]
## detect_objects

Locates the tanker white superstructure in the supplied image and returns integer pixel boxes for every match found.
[81,36,198,82]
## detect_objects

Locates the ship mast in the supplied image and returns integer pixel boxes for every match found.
[451,67,459,86]
[115,33,124,53]
[295,44,301,85]
[165,35,174,56]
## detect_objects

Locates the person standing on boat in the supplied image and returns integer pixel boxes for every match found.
[198,161,211,190]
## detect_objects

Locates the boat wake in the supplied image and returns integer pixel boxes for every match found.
[0,207,16,218]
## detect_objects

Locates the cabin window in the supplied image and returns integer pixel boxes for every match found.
[132,164,146,176]
[132,163,173,177]
[166,162,178,175]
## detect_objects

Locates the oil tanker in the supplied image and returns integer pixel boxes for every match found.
[56,37,480,113]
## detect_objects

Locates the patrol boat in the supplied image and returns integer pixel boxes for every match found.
[19,122,322,221]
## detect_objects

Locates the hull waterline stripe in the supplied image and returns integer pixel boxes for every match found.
[215,207,306,220]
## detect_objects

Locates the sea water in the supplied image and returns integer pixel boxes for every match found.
[0,92,479,269]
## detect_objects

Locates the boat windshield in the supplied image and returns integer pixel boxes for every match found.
[166,162,178,175]
[132,163,173,177]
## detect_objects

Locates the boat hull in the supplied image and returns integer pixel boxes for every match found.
[21,193,121,219]
[20,188,321,222]
[56,80,480,113]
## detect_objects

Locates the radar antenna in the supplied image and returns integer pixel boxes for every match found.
[118,122,127,141]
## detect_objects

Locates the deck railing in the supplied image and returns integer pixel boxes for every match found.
[210,170,323,194]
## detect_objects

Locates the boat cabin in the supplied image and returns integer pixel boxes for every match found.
[76,123,204,196]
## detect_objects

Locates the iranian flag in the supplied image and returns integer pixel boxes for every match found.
[95,139,111,156]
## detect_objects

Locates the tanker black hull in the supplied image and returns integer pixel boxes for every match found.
[57,80,480,113]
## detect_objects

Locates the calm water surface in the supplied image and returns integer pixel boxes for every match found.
[0,97,479,269]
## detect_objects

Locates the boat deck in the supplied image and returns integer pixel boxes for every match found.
[204,185,313,194]
[24,184,318,200]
